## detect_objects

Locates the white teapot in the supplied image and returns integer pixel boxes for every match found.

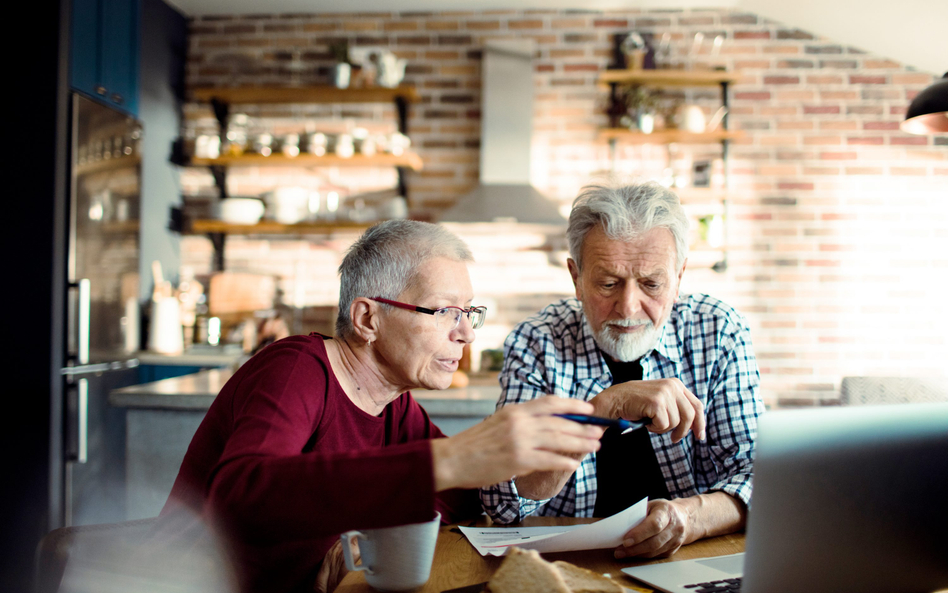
[376,51,407,88]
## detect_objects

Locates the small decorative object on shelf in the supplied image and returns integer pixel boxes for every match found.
[330,41,351,89]
[615,32,654,70]
[375,50,408,88]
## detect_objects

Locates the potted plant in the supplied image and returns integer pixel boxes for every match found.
[619,86,660,133]
[329,40,351,89]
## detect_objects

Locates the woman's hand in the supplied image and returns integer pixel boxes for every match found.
[431,396,605,491]
[314,539,358,593]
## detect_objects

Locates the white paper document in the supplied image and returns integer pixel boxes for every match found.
[459,497,648,556]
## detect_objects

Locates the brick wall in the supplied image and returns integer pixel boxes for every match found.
[179,8,947,406]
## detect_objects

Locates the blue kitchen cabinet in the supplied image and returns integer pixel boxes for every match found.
[70,0,141,116]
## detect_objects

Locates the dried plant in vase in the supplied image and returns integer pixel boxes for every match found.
[618,86,660,133]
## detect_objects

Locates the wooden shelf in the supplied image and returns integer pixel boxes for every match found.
[75,155,141,176]
[101,220,140,234]
[190,85,420,105]
[187,219,374,235]
[188,152,423,171]
[598,69,741,88]
[598,129,744,144]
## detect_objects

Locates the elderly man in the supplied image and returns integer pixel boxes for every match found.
[481,180,764,560]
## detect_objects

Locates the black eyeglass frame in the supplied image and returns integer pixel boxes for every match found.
[369,297,487,330]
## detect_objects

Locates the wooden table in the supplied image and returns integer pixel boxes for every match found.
[336,517,745,593]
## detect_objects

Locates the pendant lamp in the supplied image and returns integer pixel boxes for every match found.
[900,72,948,135]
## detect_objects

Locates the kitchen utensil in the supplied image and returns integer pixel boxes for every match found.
[280,133,300,157]
[269,187,310,224]
[376,50,407,88]
[219,198,265,224]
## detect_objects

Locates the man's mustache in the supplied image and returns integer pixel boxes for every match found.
[603,318,652,329]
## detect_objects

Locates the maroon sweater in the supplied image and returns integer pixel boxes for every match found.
[160,333,479,593]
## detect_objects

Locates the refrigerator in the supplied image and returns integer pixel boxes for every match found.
[61,93,143,526]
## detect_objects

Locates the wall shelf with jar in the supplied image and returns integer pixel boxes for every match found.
[598,59,743,273]
[172,84,422,271]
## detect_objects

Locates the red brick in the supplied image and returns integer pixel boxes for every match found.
[803,136,842,145]
[863,59,900,68]
[593,19,628,27]
[820,91,858,100]
[764,76,800,84]
[551,18,587,28]
[734,31,771,39]
[820,121,859,130]
[847,137,884,145]
[776,121,815,130]
[820,151,858,160]
[892,73,936,85]
[735,91,772,101]
[778,182,815,190]
[563,63,600,72]
[849,75,887,84]
[803,105,841,115]
[466,20,501,30]
[890,136,928,145]
[803,166,840,175]
[508,19,544,29]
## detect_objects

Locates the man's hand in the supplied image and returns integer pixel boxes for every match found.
[615,499,692,559]
[431,396,605,491]
[593,378,706,443]
[314,539,357,593]
[614,492,747,559]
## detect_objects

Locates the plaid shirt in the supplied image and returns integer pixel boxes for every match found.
[480,294,764,524]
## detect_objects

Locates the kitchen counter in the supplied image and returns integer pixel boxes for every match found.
[135,347,248,368]
[110,368,501,416]
[111,368,500,520]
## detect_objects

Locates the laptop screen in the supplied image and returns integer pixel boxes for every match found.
[742,402,948,593]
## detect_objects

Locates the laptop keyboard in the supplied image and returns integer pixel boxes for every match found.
[684,577,742,592]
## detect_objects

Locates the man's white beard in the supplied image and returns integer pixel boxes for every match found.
[591,317,664,362]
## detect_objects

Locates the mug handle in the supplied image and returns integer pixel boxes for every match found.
[340,531,372,574]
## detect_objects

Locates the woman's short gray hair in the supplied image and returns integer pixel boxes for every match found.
[335,220,473,338]
[567,180,689,272]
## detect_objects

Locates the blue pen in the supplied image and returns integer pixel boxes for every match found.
[554,413,650,434]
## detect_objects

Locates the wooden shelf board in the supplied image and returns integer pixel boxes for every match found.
[188,152,423,171]
[75,155,141,176]
[598,129,744,144]
[187,219,374,235]
[598,69,742,87]
[190,85,420,105]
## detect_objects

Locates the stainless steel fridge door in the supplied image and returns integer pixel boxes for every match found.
[63,94,144,526]
[63,365,140,526]
[69,93,142,363]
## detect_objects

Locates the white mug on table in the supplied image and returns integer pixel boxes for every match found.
[340,512,441,592]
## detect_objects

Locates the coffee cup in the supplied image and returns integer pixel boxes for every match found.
[340,512,441,592]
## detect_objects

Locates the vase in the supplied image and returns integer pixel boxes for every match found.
[333,63,351,89]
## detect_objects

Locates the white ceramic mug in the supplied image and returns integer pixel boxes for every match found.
[340,512,440,592]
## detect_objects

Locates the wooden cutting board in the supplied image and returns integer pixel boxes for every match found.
[208,272,277,315]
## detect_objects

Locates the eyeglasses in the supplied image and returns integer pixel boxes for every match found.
[370,297,487,330]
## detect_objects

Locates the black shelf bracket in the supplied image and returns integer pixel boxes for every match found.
[209,232,226,273]
[210,165,228,200]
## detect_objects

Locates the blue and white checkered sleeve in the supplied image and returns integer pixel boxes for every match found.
[479,322,557,524]
[702,317,764,508]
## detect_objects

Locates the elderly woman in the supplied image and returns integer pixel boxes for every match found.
[160,220,603,593]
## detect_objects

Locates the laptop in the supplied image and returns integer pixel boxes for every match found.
[622,402,948,593]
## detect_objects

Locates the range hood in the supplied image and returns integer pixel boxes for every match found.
[440,40,567,225]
